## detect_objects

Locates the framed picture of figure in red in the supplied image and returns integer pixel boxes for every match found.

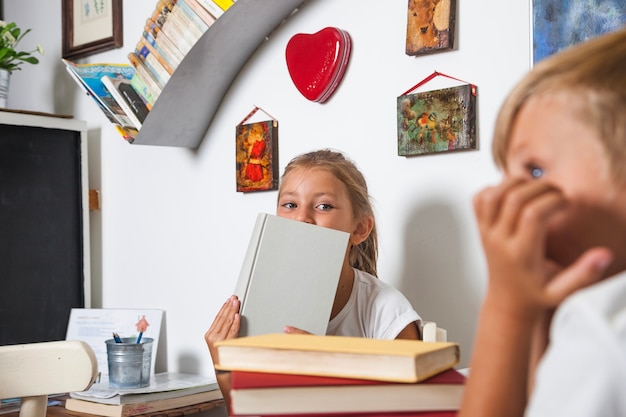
[236,120,279,193]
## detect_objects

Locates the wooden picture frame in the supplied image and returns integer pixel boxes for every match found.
[62,0,123,59]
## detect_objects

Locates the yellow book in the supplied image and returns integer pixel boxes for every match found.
[215,333,460,383]
[212,0,234,11]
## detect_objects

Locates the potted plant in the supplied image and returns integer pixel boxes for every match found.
[0,20,44,107]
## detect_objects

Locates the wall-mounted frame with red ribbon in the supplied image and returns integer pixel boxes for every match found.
[397,71,477,156]
[236,106,279,192]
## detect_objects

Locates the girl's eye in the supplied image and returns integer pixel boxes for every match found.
[316,203,334,211]
[281,202,296,209]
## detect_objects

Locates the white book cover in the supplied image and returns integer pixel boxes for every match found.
[234,213,350,337]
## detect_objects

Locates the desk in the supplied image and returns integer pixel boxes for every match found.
[2,397,226,417]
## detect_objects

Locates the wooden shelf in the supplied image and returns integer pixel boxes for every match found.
[132,0,306,149]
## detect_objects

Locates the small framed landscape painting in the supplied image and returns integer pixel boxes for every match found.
[235,120,279,193]
[397,84,477,156]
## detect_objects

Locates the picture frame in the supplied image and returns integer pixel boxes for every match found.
[531,0,625,65]
[62,0,123,59]
[236,120,279,193]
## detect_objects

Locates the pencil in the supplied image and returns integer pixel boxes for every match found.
[136,332,143,344]
[113,332,123,343]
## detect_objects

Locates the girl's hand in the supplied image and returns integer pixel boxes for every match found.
[283,325,311,335]
[204,295,241,366]
[473,178,612,317]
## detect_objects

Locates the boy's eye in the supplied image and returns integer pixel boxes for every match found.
[525,163,543,179]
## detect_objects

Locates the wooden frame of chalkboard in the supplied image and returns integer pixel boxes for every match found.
[0,110,91,346]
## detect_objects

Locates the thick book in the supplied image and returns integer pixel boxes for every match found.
[69,372,218,405]
[196,0,224,19]
[101,76,149,130]
[183,0,217,27]
[65,391,223,417]
[215,333,460,383]
[62,59,136,129]
[233,213,350,337]
[230,368,464,416]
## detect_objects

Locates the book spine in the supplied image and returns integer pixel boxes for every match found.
[167,5,201,51]
[213,0,234,11]
[178,0,210,34]
[101,76,143,130]
[160,6,194,56]
[196,0,224,19]
[137,35,175,75]
[143,29,179,72]
[130,72,156,109]
[145,18,185,66]
[184,0,217,28]
[127,52,163,100]
[135,41,171,88]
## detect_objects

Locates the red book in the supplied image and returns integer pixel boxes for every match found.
[229,368,464,416]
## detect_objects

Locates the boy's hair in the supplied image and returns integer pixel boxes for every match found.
[493,28,626,179]
[280,149,379,277]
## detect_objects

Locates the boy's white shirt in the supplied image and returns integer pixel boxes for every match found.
[526,271,626,416]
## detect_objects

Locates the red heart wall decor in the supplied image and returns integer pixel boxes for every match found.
[285,27,352,103]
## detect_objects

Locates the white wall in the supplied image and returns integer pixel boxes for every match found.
[5,0,531,372]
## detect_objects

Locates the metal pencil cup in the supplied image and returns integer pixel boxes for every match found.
[105,337,153,389]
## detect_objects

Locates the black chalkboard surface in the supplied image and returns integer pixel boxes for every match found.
[0,121,86,345]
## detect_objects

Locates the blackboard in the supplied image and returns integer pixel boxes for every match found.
[0,123,86,345]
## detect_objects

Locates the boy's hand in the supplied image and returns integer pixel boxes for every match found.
[473,178,612,316]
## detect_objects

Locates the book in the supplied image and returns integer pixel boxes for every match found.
[101,76,149,130]
[229,368,465,416]
[136,35,175,76]
[177,0,211,35]
[183,0,217,28]
[135,39,172,88]
[232,213,350,337]
[160,5,196,55]
[213,0,234,11]
[69,372,218,405]
[62,60,136,129]
[142,29,180,72]
[127,52,163,101]
[196,0,224,19]
[215,333,460,383]
[144,18,185,67]
[65,391,223,417]
[129,72,156,109]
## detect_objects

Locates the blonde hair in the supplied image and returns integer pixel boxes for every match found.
[280,149,379,277]
[493,29,626,179]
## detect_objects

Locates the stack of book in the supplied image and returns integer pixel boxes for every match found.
[214,333,465,417]
[63,0,235,140]
[64,372,223,417]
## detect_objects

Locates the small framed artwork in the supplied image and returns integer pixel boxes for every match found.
[532,0,625,65]
[405,0,456,56]
[236,120,279,193]
[62,0,123,59]
[397,84,477,156]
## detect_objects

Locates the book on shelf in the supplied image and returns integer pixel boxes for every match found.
[177,0,212,36]
[232,213,350,337]
[142,29,180,72]
[127,52,163,102]
[129,72,156,109]
[69,372,218,405]
[101,76,150,130]
[62,59,138,136]
[159,4,197,56]
[215,333,460,383]
[213,0,234,12]
[196,0,225,19]
[136,35,175,76]
[144,18,185,68]
[134,39,172,88]
[182,0,218,28]
[65,391,223,417]
[229,368,465,416]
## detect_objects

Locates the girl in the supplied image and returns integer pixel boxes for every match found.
[205,149,421,411]
[459,29,626,417]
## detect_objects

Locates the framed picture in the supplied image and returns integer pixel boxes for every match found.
[397,84,477,156]
[62,0,123,59]
[235,120,279,193]
[531,0,625,65]
[405,0,456,56]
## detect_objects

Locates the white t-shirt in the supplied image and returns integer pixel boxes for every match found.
[326,268,421,340]
[526,272,626,417]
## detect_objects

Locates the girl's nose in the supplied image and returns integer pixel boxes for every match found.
[295,209,314,224]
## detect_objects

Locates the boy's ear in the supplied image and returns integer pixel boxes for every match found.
[351,215,374,245]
